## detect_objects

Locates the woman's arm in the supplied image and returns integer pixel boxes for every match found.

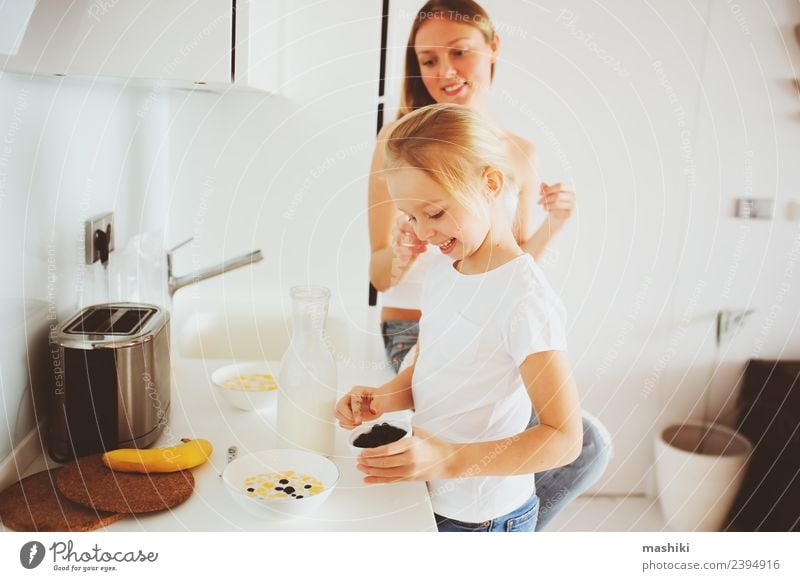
[520,183,576,260]
[356,350,582,482]
[508,137,576,262]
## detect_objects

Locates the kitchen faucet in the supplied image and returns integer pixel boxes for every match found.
[167,237,263,297]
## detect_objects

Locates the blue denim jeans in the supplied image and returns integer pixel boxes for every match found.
[381,320,614,532]
[435,494,540,532]
[381,320,420,373]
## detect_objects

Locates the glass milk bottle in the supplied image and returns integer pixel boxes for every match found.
[277,286,337,456]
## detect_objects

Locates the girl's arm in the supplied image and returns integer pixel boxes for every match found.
[375,363,416,413]
[446,350,582,477]
[335,363,416,429]
[356,350,582,482]
[368,123,427,291]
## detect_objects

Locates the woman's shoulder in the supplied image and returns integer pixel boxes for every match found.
[499,130,537,186]
[501,130,536,160]
[377,119,401,140]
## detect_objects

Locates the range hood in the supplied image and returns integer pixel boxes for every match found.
[0,0,38,56]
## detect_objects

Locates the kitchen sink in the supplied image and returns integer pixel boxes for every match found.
[176,309,351,361]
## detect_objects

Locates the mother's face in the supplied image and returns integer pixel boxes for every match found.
[414,18,498,108]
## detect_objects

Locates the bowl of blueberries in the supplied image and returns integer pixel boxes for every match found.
[347,417,413,454]
[222,449,339,519]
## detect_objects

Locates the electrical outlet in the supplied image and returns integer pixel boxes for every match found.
[84,212,114,264]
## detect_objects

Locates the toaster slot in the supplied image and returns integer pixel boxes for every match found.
[67,307,115,334]
[66,306,155,336]
[111,308,154,334]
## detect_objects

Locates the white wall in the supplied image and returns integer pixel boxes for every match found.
[0,73,169,462]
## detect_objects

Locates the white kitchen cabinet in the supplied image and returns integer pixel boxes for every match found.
[0,0,281,92]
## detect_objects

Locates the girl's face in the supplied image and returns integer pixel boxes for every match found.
[386,167,491,261]
[414,18,498,108]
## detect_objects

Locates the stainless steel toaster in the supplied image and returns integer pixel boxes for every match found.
[49,302,171,462]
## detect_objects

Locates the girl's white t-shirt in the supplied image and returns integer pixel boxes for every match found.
[413,253,567,523]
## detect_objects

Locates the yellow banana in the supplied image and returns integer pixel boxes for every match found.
[102,438,213,473]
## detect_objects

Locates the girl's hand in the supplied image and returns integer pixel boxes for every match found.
[335,386,382,429]
[356,427,456,483]
[538,182,576,224]
[392,214,428,267]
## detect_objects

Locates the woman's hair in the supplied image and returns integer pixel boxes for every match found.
[398,0,497,118]
[383,103,513,214]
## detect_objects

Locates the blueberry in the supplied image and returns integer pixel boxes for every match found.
[283,486,295,494]
[275,487,283,491]
[279,479,289,485]
[304,484,311,489]
[247,488,254,492]
[296,495,304,499]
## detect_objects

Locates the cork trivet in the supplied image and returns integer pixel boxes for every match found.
[0,469,126,532]
[56,454,194,514]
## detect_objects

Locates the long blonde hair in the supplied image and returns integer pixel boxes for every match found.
[398,0,497,119]
[384,103,513,214]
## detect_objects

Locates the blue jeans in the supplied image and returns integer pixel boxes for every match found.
[381,320,420,373]
[435,494,540,532]
[381,320,614,532]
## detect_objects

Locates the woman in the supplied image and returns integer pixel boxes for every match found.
[367,0,612,530]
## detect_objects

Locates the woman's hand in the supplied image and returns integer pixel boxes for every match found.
[538,182,576,224]
[335,386,383,429]
[392,214,428,268]
[356,427,457,483]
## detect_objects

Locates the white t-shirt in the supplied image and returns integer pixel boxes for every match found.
[413,253,568,522]
[381,184,520,310]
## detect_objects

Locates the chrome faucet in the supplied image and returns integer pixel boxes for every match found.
[167,237,264,297]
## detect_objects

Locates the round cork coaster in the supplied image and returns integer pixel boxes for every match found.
[0,469,126,532]
[56,454,194,514]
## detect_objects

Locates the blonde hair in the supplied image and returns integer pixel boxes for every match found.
[383,103,513,214]
[399,0,497,118]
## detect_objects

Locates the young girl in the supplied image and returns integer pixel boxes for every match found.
[338,103,583,532]
[368,0,611,532]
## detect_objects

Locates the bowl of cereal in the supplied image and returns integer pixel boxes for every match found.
[222,449,339,519]
[211,362,279,411]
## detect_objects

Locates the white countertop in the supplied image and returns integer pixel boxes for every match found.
[5,357,436,532]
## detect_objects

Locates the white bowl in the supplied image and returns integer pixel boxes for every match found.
[211,362,278,411]
[347,418,413,454]
[222,449,339,519]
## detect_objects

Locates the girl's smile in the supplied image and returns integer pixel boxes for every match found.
[437,237,457,254]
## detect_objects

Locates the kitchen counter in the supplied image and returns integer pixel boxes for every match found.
[3,357,436,532]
